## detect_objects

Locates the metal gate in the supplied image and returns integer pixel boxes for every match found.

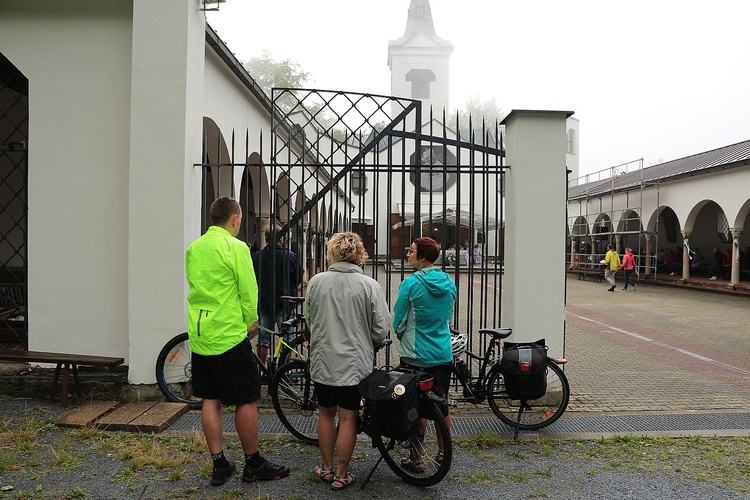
[199,89,506,359]
[0,53,28,348]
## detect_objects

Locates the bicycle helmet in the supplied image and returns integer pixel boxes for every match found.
[451,333,467,357]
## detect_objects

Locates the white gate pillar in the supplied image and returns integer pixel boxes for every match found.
[502,110,572,358]
[127,1,206,384]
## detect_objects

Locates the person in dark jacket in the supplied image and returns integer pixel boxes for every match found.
[709,246,725,280]
[252,224,302,363]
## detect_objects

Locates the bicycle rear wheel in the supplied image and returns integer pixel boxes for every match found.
[373,401,452,487]
[487,361,569,430]
[269,359,319,444]
[156,332,203,409]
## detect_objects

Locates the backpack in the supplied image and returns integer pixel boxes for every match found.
[357,369,420,440]
[500,339,548,400]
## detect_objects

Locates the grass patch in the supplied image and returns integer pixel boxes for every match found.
[50,449,83,470]
[61,488,87,499]
[457,470,495,485]
[455,428,505,450]
[567,435,750,491]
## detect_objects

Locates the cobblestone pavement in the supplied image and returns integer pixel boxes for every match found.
[564,276,750,414]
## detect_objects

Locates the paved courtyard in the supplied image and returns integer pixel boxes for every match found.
[564,275,750,414]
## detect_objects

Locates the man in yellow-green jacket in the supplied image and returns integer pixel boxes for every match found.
[603,244,621,292]
[186,196,289,486]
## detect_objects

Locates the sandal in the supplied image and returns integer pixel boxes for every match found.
[330,471,355,490]
[400,457,424,473]
[314,465,335,483]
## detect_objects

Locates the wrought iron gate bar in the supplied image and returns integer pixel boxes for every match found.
[197,88,506,365]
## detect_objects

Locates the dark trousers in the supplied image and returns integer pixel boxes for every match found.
[623,270,637,289]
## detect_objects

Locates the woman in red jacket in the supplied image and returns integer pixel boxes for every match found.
[619,247,638,290]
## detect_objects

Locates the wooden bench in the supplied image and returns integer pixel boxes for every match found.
[569,266,605,283]
[0,350,124,407]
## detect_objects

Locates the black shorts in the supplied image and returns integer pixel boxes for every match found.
[314,383,361,411]
[421,363,452,417]
[191,338,261,405]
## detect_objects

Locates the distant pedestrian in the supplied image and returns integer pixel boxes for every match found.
[689,247,704,275]
[619,247,637,290]
[602,244,620,292]
[709,246,724,280]
[473,243,482,265]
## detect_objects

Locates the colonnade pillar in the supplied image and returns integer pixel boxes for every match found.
[681,231,691,279]
[644,234,652,276]
[569,237,577,268]
[731,229,742,285]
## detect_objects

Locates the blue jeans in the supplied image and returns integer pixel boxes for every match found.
[258,310,291,347]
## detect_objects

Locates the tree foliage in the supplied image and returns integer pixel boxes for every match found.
[449,95,504,144]
[243,50,311,110]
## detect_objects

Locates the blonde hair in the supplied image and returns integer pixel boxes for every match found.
[327,232,368,265]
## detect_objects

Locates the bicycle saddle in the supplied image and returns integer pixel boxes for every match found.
[478,328,512,340]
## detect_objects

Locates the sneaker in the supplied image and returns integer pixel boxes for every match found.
[243,459,290,482]
[211,462,236,486]
[621,288,627,291]
[670,272,676,276]
[709,276,718,281]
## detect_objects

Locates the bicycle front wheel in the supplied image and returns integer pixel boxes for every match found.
[487,361,569,430]
[374,401,452,487]
[269,359,319,444]
[156,332,203,409]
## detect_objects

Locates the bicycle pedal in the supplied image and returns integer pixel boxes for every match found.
[448,399,458,408]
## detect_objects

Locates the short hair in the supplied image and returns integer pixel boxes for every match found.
[264,223,281,246]
[413,237,440,263]
[209,197,240,226]
[327,232,368,265]
[625,247,632,252]
[606,244,613,251]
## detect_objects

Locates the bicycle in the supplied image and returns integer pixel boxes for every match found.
[156,296,308,409]
[449,326,570,439]
[269,340,453,488]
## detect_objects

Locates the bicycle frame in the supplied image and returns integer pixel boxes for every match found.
[450,335,504,404]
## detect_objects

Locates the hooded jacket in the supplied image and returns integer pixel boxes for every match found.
[392,267,456,366]
[185,225,258,356]
[604,249,621,271]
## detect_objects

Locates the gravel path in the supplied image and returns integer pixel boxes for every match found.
[1,397,748,499]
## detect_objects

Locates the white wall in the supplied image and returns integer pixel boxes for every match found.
[0,0,216,384]
[0,1,133,360]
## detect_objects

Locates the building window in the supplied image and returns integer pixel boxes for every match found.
[567,128,576,155]
[351,171,368,194]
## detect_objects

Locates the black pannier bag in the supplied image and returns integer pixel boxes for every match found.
[357,369,420,440]
[500,339,548,400]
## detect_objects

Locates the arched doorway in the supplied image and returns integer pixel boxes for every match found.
[0,53,29,347]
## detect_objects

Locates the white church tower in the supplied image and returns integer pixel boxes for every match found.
[388,0,454,117]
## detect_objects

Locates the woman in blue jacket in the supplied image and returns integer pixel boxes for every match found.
[392,237,456,471]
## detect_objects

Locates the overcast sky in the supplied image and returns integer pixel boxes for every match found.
[206,0,750,177]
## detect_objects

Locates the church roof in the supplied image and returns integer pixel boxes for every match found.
[389,0,453,51]
[568,139,750,199]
